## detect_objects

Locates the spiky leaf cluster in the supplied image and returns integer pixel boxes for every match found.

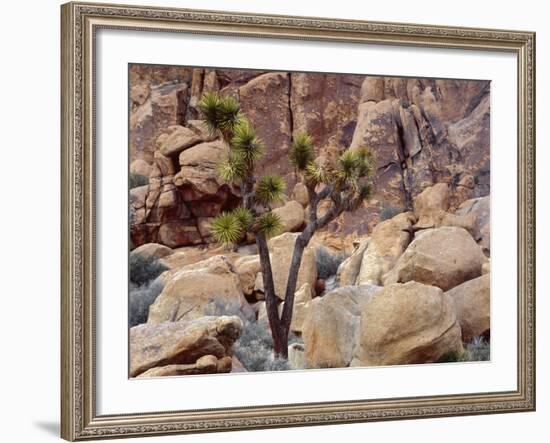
[210,207,254,245]
[255,175,286,206]
[304,162,332,186]
[217,153,247,183]
[198,92,242,137]
[232,207,254,231]
[254,212,283,238]
[210,212,243,245]
[289,132,315,171]
[231,119,264,164]
[335,148,375,185]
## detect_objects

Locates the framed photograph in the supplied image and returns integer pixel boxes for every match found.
[61,1,536,440]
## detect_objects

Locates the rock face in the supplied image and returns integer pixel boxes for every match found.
[129,66,490,250]
[130,243,173,260]
[349,76,489,218]
[147,255,253,324]
[291,183,309,207]
[240,73,292,179]
[130,82,188,165]
[130,133,241,248]
[268,233,317,300]
[131,159,152,177]
[456,196,490,256]
[138,355,232,377]
[352,282,463,366]
[288,283,313,333]
[383,226,487,291]
[158,125,202,157]
[302,285,382,368]
[413,182,450,228]
[130,315,243,377]
[413,183,476,235]
[233,255,261,297]
[291,73,362,155]
[357,212,416,285]
[272,200,305,233]
[336,239,369,286]
[447,274,491,342]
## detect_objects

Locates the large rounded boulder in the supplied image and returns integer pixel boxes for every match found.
[446,274,490,342]
[130,315,243,377]
[302,284,382,368]
[356,212,416,285]
[147,255,253,324]
[382,226,487,291]
[352,282,463,366]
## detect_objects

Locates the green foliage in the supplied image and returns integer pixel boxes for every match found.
[217,153,247,183]
[255,212,283,238]
[358,183,374,201]
[232,207,254,231]
[231,119,264,164]
[336,148,374,182]
[198,92,241,137]
[210,212,243,245]
[129,253,168,286]
[380,202,403,221]
[436,350,465,363]
[289,132,315,170]
[255,175,286,206]
[129,172,149,189]
[337,149,362,180]
[304,162,330,186]
[355,147,375,177]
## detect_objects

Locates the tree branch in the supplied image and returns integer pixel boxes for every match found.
[256,232,286,355]
[280,199,344,331]
[307,183,333,224]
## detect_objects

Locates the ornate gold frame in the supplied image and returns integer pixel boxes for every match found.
[61,1,536,440]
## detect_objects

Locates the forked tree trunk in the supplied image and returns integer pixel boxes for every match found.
[257,227,313,359]
[256,193,343,359]
[256,232,288,357]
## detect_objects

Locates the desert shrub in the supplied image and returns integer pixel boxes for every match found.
[129,172,149,189]
[465,336,490,361]
[206,298,299,372]
[315,246,346,280]
[437,336,490,363]
[129,254,168,286]
[436,350,464,363]
[204,297,255,323]
[129,278,164,327]
[380,202,403,221]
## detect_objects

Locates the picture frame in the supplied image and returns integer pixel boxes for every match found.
[61,1,536,441]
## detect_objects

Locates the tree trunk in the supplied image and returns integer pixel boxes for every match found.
[256,197,343,360]
[279,236,307,344]
[256,232,287,357]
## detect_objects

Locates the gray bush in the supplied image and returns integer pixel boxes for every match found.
[315,246,346,280]
[465,336,490,361]
[129,278,164,327]
[129,254,168,286]
[437,336,490,363]
[205,298,298,372]
[380,202,403,221]
[129,172,149,189]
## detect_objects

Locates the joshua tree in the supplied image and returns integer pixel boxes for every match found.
[199,92,375,358]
